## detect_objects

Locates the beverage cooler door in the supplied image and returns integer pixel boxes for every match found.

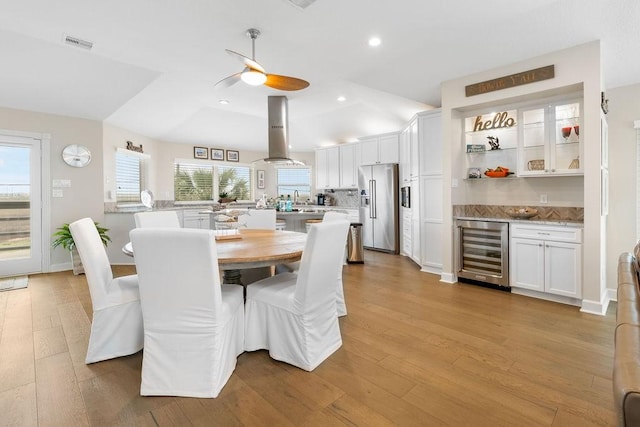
[456,220,509,287]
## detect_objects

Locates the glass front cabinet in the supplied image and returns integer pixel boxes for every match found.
[463,97,583,179]
[517,99,583,177]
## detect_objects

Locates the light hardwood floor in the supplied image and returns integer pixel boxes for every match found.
[0,251,617,426]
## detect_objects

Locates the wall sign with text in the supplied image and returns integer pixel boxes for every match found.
[464,110,518,150]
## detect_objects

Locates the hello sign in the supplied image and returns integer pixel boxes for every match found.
[472,111,516,132]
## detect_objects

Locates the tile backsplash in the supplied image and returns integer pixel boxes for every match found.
[453,204,583,222]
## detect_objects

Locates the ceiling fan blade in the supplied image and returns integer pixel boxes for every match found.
[225,49,265,73]
[214,72,242,89]
[264,74,310,91]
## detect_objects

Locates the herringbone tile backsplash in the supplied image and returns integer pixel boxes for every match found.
[453,204,583,222]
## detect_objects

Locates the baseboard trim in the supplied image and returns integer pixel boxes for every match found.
[49,262,71,273]
[440,272,456,284]
[581,293,610,316]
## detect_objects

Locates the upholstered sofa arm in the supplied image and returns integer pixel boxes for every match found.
[614,252,640,426]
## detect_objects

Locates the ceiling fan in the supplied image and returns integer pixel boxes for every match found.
[215,28,310,91]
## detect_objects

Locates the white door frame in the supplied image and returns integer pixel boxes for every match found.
[0,129,50,274]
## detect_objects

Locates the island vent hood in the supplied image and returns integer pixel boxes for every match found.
[254,96,304,165]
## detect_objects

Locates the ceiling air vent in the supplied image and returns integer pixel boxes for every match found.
[63,34,93,50]
[284,0,317,10]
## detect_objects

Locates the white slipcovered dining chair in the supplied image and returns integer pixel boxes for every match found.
[237,209,276,230]
[278,210,349,316]
[69,217,143,364]
[244,220,350,371]
[129,228,244,398]
[134,211,181,228]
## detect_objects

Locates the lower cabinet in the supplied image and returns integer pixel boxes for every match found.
[510,224,582,299]
[183,210,210,229]
[401,208,412,256]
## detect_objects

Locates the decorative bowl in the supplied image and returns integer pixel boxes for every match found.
[506,208,539,219]
[484,170,509,178]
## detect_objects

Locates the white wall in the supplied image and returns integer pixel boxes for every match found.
[441,41,606,313]
[605,83,640,294]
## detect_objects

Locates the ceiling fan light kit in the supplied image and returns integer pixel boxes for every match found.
[215,28,309,91]
[241,69,267,85]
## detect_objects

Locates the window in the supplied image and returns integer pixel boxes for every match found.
[174,161,252,202]
[218,165,251,200]
[116,150,147,204]
[277,167,311,201]
[174,162,214,201]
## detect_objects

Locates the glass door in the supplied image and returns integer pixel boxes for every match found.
[0,136,42,277]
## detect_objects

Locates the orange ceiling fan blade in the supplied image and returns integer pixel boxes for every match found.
[225,49,265,73]
[264,74,310,91]
[214,72,242,89]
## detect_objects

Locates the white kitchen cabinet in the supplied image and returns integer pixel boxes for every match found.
[359,132,399,165]
[517,98,583,177]
[417,110,443,274]
[409,120,419,179]
[420,175,443,273]
[402,208,412,256]
[419,112,443,175]
[183,209,210,229]
[339,143,359,188]
[510,224,582,300]
[399,127,411,184]
[410,180,420,265]
[315,146,340,189]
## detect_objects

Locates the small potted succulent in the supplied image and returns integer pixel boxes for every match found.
[52,222,111,275]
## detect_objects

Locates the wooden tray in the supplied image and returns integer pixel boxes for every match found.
[215,234,242,241]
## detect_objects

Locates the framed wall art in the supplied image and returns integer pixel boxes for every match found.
[257,170,265,189]
[194,146,208,159]
[226,150,239,162]
[211,148,224,161]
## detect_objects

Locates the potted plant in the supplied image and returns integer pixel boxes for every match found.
[52,222,111,275]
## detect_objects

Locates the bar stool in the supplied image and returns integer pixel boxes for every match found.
[305,219,322,233]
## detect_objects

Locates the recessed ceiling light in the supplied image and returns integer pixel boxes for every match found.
[368,37,381,47]
[219,99,230,105]
[337,96,346,102]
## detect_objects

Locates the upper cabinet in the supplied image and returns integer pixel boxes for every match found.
[518,100,582,176]
[315,143,359,190]
[360,133,399,165]
[339,143,360,188]
[315,146,340,189]
[463,95,583,179]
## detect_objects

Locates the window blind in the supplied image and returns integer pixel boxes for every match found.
[174,162,214,201]
[116,151,144,203]
[218,165,251,200]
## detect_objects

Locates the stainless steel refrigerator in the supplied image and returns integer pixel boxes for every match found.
[358,163,399,254]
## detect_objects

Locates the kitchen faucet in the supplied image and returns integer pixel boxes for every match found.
[293,190,300,204]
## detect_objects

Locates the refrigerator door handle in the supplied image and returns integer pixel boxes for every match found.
[371,179,377,219]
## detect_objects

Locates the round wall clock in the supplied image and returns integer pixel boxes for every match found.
[62,144,92,168]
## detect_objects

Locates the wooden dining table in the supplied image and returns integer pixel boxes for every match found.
[123,228,307,285]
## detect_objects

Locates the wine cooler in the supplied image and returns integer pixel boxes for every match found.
[456,220,509,287]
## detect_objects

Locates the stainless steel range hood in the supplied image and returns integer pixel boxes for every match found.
[255,96,303,165]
